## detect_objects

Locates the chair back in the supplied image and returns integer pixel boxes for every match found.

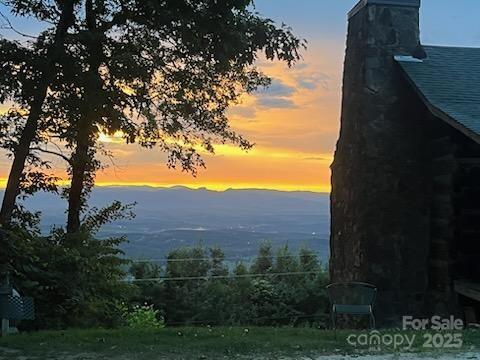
[326,282,376,306]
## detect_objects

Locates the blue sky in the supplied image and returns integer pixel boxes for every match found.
[255,0,480,47]
[2,1,480,47]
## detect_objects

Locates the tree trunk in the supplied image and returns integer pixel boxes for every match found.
[66,123,94,234]
[0,89,47,225]
[65,72,102,234]
[66,0,101,234]
[0,1,75,227]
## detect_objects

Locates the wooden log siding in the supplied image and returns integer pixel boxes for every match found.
[427,134,458,313]
[455,152,480,282]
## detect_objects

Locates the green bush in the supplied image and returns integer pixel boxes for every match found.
[0,202,136,330]
[130,243,330,327]
[1,223,329,330]
[123,304,165,329]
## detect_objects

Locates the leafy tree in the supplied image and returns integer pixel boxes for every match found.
[229,262,255,324]
[0,202,136,329]
[64,0,305,233]
[130,262,162,282]
[129,262,166,320]
[249,278,279,325]
[274,245,298,273]
[0,0,78,226]
[299,246,321,273]
[271,245,301,322]
[163,246,210,324]
[209,246,229,277]
[0,0,305,233]
[288,247,329,324]
[131,244,330,327]
[196,247,230,323]
[250,241,273,274]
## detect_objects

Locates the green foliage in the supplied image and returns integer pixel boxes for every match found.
[250,241,273,274]
[1,0,306,208]
[81,201,136,234]
[123,304,165,330]
[130,243,330,327]
[16,230,133,329]
[0,201,137,329]
[1,225,329,330]
[0,214,329,330]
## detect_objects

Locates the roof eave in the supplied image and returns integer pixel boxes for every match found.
[396,62,480,145]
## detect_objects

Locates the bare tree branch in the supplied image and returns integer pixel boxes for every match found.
[0,10,38,39]
[30,147,72,163]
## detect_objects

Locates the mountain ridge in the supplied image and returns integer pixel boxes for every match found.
[1,186,331,261]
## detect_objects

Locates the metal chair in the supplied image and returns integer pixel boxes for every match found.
[326,282,377,332]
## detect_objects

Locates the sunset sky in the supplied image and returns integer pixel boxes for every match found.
[1,0,480,193]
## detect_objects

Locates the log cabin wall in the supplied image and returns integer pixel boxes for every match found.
[425,116,459,316]
[452,130,480,282]
[425,115,480,316]
[331,0,480,325]
[454,136,480,321]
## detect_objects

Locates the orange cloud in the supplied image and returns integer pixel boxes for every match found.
[0,42,342,193]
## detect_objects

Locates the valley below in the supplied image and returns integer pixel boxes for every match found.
[20,186,331,263]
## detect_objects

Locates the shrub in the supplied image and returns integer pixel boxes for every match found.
[123,304,165,330]
[9,230,135,329]
[0,202,137,330]
[130,243,330,327]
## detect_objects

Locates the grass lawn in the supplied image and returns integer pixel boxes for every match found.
[0,327,479,359]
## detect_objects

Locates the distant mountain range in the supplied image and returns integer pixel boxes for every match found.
[9,186,331,263]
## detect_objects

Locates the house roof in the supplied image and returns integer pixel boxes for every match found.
[395,45,480,144]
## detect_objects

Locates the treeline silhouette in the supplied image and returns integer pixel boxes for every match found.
[129,243,330,327]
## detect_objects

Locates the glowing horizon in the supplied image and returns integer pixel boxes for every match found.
[1,1,478,195]
[0,177,330,193]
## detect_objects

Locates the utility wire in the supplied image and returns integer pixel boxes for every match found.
[126,271,320,283]
[130,253,323,264]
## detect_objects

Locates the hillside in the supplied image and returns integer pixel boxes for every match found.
[14,186,331,262]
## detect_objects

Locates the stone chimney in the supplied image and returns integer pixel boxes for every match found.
[331,0,431,324]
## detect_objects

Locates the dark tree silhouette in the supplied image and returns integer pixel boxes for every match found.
[0,0,305,233]
[0,0,77,226]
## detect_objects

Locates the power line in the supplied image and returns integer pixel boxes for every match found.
[129,253,323,264]
[126,271,320,283]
